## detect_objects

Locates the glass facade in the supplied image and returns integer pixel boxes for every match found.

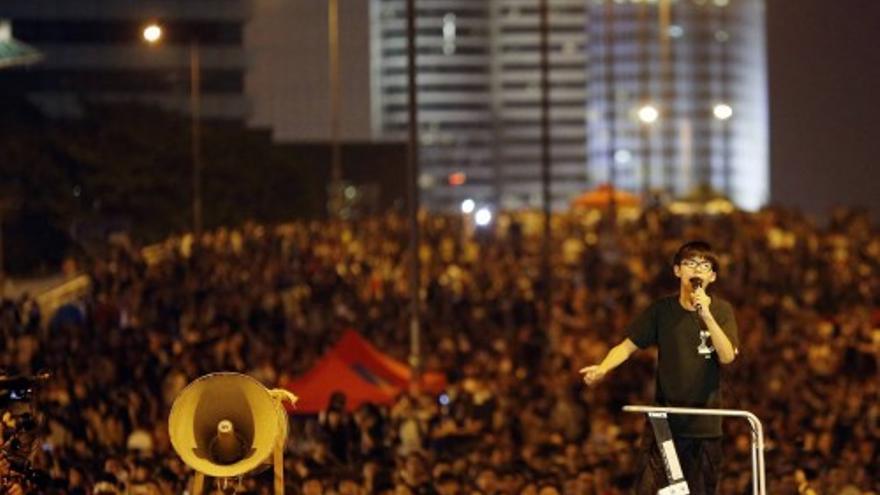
[372,0,767,211]
[371,0,588,211]
[585,0,768,209]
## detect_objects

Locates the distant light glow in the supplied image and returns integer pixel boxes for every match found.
[713,103,733,120]
[448,171,466,186]
[475,207,492,226]
[418,173,436,189]
[668,25,684,38]
[143,24,162,43]
[461,199,476,214]
[715,30,730,43]
[614,149,633,164]
[637,104,659,124]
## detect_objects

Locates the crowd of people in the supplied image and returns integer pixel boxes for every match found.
[0,205,878,494]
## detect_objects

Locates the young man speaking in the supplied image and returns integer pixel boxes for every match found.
[580,241,739,494]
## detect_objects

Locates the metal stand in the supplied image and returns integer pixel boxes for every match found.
[187,409,287,495]
[187,445,283,495]
[623,405,766,495]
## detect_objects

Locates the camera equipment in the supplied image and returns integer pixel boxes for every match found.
[0,371,50,408]
[2,454,51,491]
[0,371,51,492]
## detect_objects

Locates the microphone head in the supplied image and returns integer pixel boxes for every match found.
[689,277,702,289]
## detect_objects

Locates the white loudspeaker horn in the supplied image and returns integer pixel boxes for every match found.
[169,372,297,494]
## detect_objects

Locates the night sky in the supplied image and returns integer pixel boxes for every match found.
[767,0,880,220]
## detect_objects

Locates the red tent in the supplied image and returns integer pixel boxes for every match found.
[283,330,447,414]
[331,330,446,394]
[283,351,398,414]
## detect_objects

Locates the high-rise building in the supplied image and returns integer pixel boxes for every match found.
[585,0,767,210]
[0,0,248,120]
[371,0,587,210]
[491,0,588,210]
[4,0,767,211]
[371,0,767,211]
[372,0,495,209]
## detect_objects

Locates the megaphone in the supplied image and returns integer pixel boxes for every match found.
[168,373,297,494]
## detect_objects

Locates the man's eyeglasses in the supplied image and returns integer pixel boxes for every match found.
[681,259,713,273]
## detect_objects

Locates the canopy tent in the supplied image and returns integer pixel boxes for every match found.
[332,330,446,394]
[0,21,42,69]
[283,330,447,414]
[283,351,398,414]
[570,184,641,209]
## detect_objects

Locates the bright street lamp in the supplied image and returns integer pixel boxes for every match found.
[713,103,733,120]
[637,104,659,124]
[636,104,659,195]
[142,24,162,44]
[714,103,733,196]
[142,22,203,239]
[460,198,475,214]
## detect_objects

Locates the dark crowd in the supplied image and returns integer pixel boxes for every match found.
[0,206,878,495]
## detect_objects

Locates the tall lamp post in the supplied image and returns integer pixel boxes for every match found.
[143,23,203,239]
[637,103,659,196]
[404,0,421,386]
[328,0,343,217]
[714,102,733,195]
[538,0,552,324]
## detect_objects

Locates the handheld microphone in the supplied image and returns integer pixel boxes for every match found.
[689,277,703,312]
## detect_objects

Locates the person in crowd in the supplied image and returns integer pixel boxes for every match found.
[0,207,876,493]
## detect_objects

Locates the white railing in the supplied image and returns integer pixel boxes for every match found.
[623,405,766,495]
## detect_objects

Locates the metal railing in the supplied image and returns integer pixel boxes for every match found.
[623,405,766,495]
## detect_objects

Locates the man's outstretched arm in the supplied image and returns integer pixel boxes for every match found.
[579,338,639,386]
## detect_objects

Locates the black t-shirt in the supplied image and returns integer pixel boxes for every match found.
[627,294,739,437]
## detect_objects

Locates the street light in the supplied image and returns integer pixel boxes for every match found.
[328,0,343,217]
[637,103,659,195]
[714,103,733,196]
[142,22,203,240]
[637,104,659,124]
[143,24,162,44]
[142,23,162,44]
[713,103,733,121]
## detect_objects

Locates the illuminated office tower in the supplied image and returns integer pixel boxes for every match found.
[585,0,767,209]
[491,0,588,210]
[371,0,587,210]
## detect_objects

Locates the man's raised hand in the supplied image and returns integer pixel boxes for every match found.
[579,365,606,386]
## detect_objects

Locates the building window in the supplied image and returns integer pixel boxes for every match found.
[442,13,456,55]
